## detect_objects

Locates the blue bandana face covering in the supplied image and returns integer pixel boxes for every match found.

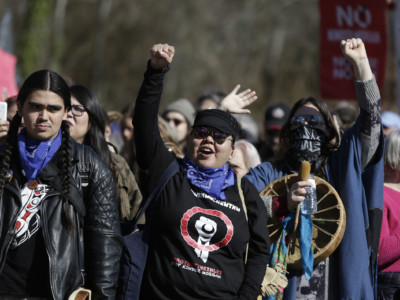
[182,156,235,200]
[18,128,62,182]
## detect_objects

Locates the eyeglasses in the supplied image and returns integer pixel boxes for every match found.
[70,105,86,117]
[166,117,185,127]
[290,115,325,129]
[192,126,231,144]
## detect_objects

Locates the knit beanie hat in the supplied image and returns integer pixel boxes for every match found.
[382,111,400,129]
[163,98,195,126]
[192,109,240,142]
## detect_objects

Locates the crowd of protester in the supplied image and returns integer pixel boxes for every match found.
[0,37,398,299]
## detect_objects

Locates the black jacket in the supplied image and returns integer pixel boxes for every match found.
[0,141,122,299]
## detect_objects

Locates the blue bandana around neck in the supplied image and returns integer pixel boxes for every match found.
[18,128,62,182]
[183,155,235,200]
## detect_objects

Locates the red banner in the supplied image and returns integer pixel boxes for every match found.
[394,0,400,111]
[319,0,387,100]
[0,48,18,99]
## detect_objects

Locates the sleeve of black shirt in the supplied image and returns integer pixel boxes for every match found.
[133,61,175,199]
[238,177,271,300]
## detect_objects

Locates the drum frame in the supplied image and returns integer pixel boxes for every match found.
[261,174,346,269]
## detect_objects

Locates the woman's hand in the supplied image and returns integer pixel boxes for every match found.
[287,181,312,210]
[149,43,175,70]
[220,84,257,114]
[0,120,10,143]
[340,38,373,81]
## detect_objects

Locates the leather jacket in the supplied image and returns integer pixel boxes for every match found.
[0,142,122,299]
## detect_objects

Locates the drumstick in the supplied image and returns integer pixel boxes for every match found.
[299,161,311,182]
[291,161,311,254]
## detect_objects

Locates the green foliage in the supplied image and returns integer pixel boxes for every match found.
[4,0,395,119]
[17,0,54,78]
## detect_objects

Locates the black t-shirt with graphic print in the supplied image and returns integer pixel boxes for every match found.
[0,183,51,297]
[139,167,270,299]
[134,65,270,300]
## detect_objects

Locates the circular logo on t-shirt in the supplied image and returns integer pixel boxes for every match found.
[180,207,233,262]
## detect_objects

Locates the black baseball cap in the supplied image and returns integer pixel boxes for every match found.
[264,103,290,130]
[193,109,240,142]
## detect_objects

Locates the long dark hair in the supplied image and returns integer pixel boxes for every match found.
[70,86,111,165]
[275,96,340,166]
[0,70,74,230]
[69,85,119,202]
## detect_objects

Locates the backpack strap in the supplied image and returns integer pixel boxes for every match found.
[121,159,179,235]
[238,177,247,220]
[237,177,249,263]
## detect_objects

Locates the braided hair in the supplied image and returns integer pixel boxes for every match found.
[0,70,74,230]
[0,113,22,192]
[60,120,74,231]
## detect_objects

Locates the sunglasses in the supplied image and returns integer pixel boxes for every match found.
[70,105,86,117]
[290,115,325,129]
[192,127,231,144]
[166,117,185,127]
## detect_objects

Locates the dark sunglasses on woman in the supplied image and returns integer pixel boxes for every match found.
[192,126,231,144]
[290,115,325,129]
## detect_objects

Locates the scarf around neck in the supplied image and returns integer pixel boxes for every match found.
[183,155,235,200]
[18,128,62,182]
